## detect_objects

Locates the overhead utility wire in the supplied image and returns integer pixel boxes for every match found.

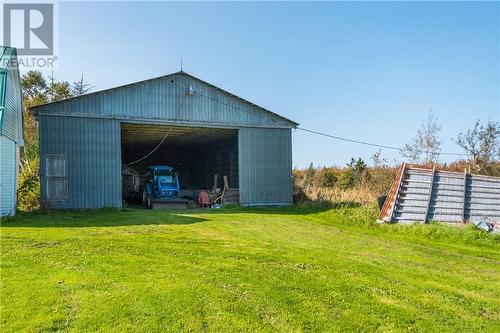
[297,127,403,151]
[125,127,172,166]
[297,127,466,156]
[169,78,466,157]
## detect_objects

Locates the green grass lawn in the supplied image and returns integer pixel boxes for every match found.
[1,205,499,332]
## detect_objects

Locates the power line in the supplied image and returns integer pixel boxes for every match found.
[297,127,403,151]
[170,77,467,157]
[297,127,467,156]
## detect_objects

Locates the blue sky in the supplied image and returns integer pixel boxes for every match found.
[49,1,499,167]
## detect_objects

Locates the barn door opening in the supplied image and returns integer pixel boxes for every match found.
[119,123,239,206]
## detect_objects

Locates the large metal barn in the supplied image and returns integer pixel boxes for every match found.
[31,71,297,209]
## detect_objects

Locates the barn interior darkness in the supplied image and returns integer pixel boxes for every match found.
[120,123,238,197]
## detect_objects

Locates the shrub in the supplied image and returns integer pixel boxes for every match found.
[17,157,40,211]
[339,169,356,190]
[293,159,398,206]
[317,168,338,187]
[303,163,316,188]
[362,167,397,198]
[339,158,368,190]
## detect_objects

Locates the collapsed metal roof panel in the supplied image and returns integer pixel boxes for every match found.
[379,163,500,224]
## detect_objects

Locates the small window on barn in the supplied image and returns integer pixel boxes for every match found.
[46,155,68,201]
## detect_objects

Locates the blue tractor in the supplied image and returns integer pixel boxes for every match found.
[142,165,187,209]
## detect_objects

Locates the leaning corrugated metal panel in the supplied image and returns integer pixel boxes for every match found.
[378,164,500,225]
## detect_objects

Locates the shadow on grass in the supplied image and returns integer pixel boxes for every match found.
[188,200,362,216]
[1,201,363,228]
[0,208,209,228]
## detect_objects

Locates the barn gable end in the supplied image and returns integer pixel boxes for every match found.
[31,71,297,129]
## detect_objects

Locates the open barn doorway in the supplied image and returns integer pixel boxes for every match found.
[120,123,239,207]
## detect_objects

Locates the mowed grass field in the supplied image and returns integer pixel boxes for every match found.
[1,206,499,332]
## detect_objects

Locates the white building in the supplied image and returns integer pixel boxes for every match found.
[0,47,23,216]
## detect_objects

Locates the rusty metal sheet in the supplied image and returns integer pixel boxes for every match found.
[378,164,500,224]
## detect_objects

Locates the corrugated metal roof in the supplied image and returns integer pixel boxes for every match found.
[0,46,23,143]
[379,163,500,224]
[0,46,16,69]
[31,71,298,127]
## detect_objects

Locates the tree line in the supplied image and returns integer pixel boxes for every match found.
[401,109,499,174]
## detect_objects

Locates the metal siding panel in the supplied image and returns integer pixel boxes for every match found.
[0,136,16,216]
[39,115,121,209]
[427,173,464,222]
[382,164,500,224]
[39,118,46,203]
[468,176,500,222]
[2,55,22,142]
[34,73,294,129]
[239,128,292,205]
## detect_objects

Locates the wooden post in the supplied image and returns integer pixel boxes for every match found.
[212,174,218,193]
[388,162,407,222]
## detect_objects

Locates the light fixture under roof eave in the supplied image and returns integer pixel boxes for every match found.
[187,84,195,96]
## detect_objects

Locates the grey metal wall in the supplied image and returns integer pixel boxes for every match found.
[39,116,294,208]
[379,165,500,224]
[33,72,295,129]
[238,128,292,205]
[39,115,122,208]
[35,71,297,208]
